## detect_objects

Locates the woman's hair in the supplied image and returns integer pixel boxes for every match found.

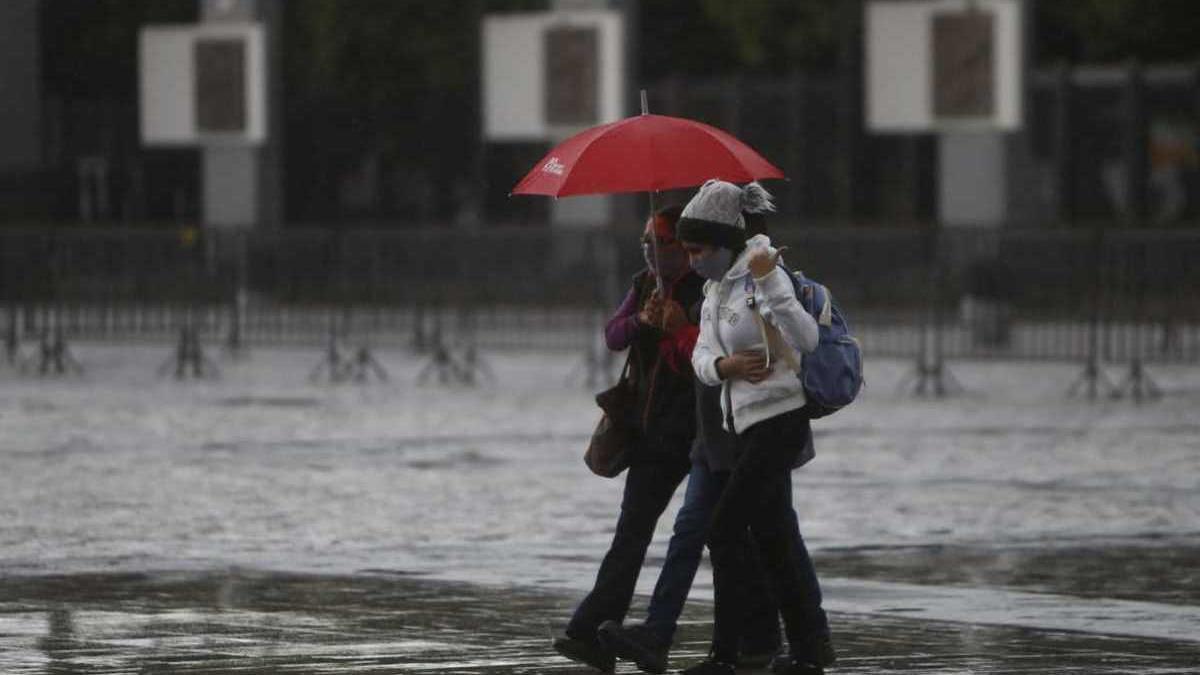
[651,204,684,238]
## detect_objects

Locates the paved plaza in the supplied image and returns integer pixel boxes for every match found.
[2,346,1198,672]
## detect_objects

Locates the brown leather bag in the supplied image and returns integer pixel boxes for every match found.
[584,358,638,478]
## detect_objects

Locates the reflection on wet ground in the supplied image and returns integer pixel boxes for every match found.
[818,538,1200,606]
[1,565,1197,674]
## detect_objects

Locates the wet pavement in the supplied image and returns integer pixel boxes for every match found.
[3,347,1200,672]
[0,551,1198,674]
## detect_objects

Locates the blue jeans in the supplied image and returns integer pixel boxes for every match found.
[644,461,786,651]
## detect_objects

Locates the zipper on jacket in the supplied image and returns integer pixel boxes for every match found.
[710,280,737,434]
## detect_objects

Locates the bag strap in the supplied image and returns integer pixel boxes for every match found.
[640,356,663,432]
[752,312,800,372]
[618,351,633,382]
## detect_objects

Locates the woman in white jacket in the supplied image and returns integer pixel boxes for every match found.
[675,180,834,675]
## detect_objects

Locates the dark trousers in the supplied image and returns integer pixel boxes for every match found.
[707,409,829,663]
[644,461,783,652]
[567,452,691,639]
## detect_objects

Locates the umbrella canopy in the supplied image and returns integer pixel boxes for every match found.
[510,113,785,197]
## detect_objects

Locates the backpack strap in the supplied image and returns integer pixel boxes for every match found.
[811,281,833,327]
[778,260,833,328]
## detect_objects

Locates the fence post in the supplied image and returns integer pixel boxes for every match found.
[901,226,960,397]
[931,228,962,395]
[1069,226,1115,399]
[226,230,248,356]
[1157,232,1184,358]
[1113,236,1162,401]
[31,232,83,376]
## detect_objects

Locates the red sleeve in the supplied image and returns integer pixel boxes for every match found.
[657,324,700,374]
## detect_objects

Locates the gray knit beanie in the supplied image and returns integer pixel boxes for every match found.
[676,179,775,251]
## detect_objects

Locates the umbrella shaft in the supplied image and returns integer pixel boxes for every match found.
[648,190,664,295]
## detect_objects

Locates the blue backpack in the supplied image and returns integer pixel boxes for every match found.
[784,269,864,418]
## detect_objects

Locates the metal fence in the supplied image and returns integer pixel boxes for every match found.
[3,226,1198,391]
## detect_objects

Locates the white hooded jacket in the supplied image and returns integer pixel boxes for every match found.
[691,234,819,434]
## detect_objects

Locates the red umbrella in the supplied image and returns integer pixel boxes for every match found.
[510,113,785,197]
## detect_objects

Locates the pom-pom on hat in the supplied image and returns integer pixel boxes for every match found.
[676,179,775,251]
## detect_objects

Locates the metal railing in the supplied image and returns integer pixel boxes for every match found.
[3,226,1198,393]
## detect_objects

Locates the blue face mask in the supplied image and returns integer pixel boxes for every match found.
[690,247,733,281]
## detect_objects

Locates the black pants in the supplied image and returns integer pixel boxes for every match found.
[707,409,829,663]
[643,461,784,652]
[567,451,691,639]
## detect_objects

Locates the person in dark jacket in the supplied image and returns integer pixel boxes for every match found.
[553,205,705,673]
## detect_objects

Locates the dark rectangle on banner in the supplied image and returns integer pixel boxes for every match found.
[932,11,994,118]
[544,27,598,126]
[195,38,247,133]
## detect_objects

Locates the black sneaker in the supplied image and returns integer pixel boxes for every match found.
[680,658,737,675]
[817,636,837,667]
[769,634,836,670]
[553,633,616,673]
[597,620,669,674]
[769,656,823,675]
[739,641,782,669]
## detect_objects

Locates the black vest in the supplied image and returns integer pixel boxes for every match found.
[626,269,706,456]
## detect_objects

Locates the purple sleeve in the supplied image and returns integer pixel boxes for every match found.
[604,286,641,351]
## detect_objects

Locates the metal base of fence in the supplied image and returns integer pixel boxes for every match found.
[456,345,494,386]
[899,357,964,398]
[1067,358,1118,400]
[1111,359,1162,403]
[159,325,218,379]
[18,329,84,377]
[416,337,493,386]
[309,339,389,384]
[223,330,248,361]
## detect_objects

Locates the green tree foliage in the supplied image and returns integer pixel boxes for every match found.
[640,0,840,79]
[639,0,1200,78]
[1035,0,1200,64]
[38,0,1200,224]
[283,0,545,221]
[41,0,196,98]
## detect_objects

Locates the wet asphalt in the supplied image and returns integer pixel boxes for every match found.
[3,350,1199,672]
[1,539,1197,674]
